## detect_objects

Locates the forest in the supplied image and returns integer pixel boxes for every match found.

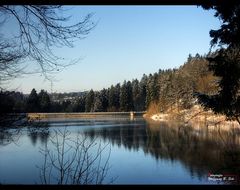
[0,53,219,114]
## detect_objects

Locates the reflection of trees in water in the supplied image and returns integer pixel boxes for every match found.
[0,114,28,146]
[0,128,22,146]
[37,128,114,184]
[0,115,50,146]
[82,121,240,183]
[0,114,27,128]
[27,122,50,146]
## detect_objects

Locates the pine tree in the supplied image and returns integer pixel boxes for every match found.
[0,91,15,113]
[108,85,116,111]
[126,81,134,111]
[152,73,159,102]
[120,81,128,111]
[93,92,103,112]
[61,100,72,112]
[146,74,153,108]
[114,83,120,111]
[38,90,51,112]
[199,2,240,123]
[26,88,39,112]
[139,74,148,111]
[146,73,159,108]
[132,79,141,111]
[100,88,109,112]
[75,96,86,112]
[85,89,95,112]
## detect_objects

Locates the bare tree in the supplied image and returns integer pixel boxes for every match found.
[0,5,96,84]
[37,128,115,184]
[0,41,25,87]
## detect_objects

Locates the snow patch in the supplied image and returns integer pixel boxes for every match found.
[151,113,169,121]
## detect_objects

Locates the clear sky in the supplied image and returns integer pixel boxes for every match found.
[7,5,221,94]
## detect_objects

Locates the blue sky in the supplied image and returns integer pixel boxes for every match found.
[8,6,221,94]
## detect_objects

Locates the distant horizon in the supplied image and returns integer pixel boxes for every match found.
[5,6,220,94]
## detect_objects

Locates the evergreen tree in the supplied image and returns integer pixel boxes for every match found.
[26,88,39,112]
[139,74,148,111]
[108,85,116,111]
[0,91,15,113]
[74,96,86,112]
[158,69,178,112]
[199,2,240,123]
[146,74,153,108]
[51,102,62,112]
[85,89,95,112]
[100,88,109,112]
[146,73,159,108]
[93,92,103,112]
[114,83,120,111]
[152,73,160,102]
[126,81,134,111]
[61,100,72,112]
[108,83,121,111]
[38,90,51,112]
[132,79,141,111]
[120,81,128,111]
[11,91,26,113]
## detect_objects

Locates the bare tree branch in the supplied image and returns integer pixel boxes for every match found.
[0,5,96,84]
[38,128,114,184]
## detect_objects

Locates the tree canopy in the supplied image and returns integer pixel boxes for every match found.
[198,2,240,123]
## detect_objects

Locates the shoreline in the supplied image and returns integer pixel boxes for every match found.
[143,105,240,132]
[2,110,240,133]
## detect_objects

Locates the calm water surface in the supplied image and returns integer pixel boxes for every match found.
[0,118,240,184]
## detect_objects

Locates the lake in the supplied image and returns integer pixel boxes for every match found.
[0,117,240,184]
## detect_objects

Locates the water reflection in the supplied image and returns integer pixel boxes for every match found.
[37,128,112,184]
[1,118,240,184]
[82,120,240,184]
[27,123,50,146]
[0,128,22,146]
[0,121,50,147]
